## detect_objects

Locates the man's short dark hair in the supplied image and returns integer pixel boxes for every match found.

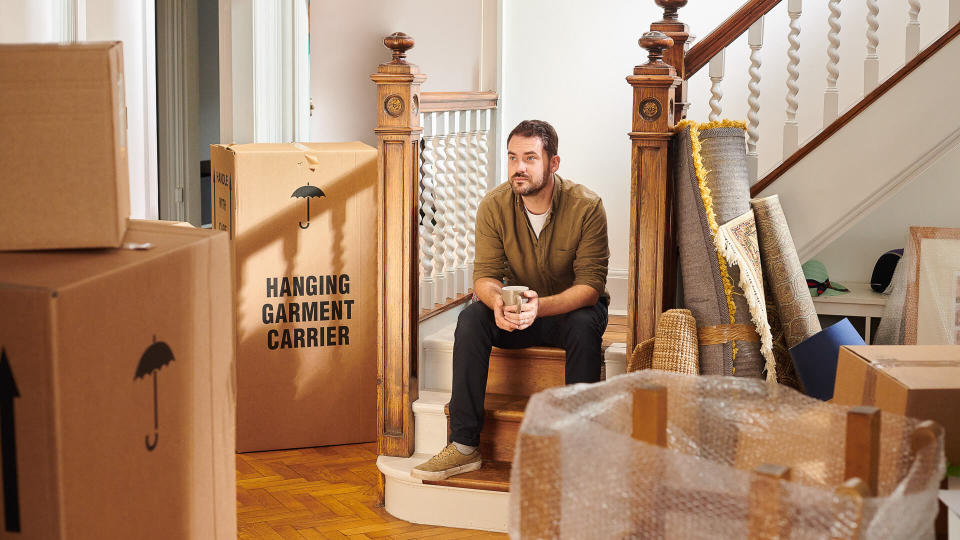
[507,120,558,161]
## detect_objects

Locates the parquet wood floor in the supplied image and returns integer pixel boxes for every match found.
[238,316,627,538]
[237,443,508,539]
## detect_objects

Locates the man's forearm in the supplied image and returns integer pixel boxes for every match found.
[474,277,505,310]
[537,284,599,318]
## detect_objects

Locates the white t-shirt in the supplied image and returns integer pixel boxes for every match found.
[525,207,550,238]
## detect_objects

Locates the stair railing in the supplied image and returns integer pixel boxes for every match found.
[372,34,498,461]
[419,94,496,314]
[627,0,960,354]
[682,0,960,192]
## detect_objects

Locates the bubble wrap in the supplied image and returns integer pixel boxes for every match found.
[509,371,944,539]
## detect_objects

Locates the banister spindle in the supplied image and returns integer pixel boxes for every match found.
[419,112,439,309]
[747,18,763,184]
[865,0,880,93]
[783,0,802,158]
[824,0,841,125]
[708,50,724,122]
[442,111,460,299]
[433,111,452,301]
[453,110,470,295]
[906,0,921,60]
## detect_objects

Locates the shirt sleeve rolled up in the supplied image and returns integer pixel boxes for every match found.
[571,199,609,296]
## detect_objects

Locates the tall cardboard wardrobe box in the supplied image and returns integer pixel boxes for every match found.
[0,220,236,538]
[211,142,377,452]
[0,42,129,250]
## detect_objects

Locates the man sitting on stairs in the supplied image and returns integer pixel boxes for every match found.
[411,119,610,480]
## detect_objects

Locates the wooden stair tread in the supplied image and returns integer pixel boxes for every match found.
[443,393,528,422]
[424,460,512,492]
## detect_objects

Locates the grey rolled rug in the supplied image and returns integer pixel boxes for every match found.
[672,121,767,378]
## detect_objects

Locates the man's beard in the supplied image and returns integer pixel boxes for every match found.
[510,170,549,197]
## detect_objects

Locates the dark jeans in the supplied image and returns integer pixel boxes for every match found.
[448,299,609,447]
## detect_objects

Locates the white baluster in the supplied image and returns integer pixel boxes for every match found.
[453,110,470,296]
[442,112,460,301]
[824,0,841,125]
[419,112,439,309]
[906,0,921,60]
[783,0,802,159]
[477,108,491,202]
[708,50,724,122]
[465,110,482,287]
[433,112,452,302]
[747,18,763,184]
[864,0,880,93]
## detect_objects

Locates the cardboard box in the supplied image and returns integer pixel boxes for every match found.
[833,345,960,464]
[0,220,235,538]
[211,142,377,452]
[0,42,129,251]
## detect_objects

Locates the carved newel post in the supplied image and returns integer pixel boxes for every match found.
[371,32,425,458]
[626,29,680,355]
[652,0,691,119]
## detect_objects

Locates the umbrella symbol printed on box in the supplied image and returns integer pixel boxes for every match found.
[291,182,326,229]
[134,336,174,451]
[292,152,326,229]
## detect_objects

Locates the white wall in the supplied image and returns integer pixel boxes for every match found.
[812,141,960,284]
[0,0,160,220]
[500,0,953,308]
[308,0,497,147]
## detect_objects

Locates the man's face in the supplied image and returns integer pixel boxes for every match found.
[507,135,552,197]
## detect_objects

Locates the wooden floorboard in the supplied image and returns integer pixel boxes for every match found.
[238,442,508,539]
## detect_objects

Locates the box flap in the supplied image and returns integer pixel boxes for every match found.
[845,345,960,390]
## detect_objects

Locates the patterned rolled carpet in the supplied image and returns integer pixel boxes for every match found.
[751,195,821,390]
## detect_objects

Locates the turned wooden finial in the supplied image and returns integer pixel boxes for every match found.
[384,32,415,64]
[639,31,674,65]
[655,0,688,21]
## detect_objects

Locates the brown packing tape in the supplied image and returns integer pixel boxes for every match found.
[873,359,960,369]
[698,323,761,345]
[859,358,960,405]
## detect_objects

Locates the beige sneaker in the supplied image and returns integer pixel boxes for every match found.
[410,443,481,481]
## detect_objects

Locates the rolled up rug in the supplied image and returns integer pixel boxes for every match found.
[751,194,821,390]
[672,120,766,379]
[788,318,865,400]
[628,309,699,375]
[750,195,821,346]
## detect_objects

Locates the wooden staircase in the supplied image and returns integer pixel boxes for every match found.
[425,347,566,492]
[377,314,627,532]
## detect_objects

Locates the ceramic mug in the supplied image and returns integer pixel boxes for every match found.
[501,285,530,314]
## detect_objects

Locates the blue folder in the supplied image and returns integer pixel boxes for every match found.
[788,318,865,400]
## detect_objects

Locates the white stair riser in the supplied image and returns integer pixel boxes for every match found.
[384,476,509,533]
[414,407,449,456]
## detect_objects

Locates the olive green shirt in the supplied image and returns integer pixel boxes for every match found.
[473,174,610,302]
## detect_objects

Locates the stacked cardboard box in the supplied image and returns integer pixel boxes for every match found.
[212,142,377,452]
[0,43,236,539]
[0,42,129,250]
[833,345,960,463]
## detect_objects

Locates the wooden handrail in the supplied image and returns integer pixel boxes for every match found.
[420,91,498,113]
[685,0,781,78]
[751,20,960,196]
